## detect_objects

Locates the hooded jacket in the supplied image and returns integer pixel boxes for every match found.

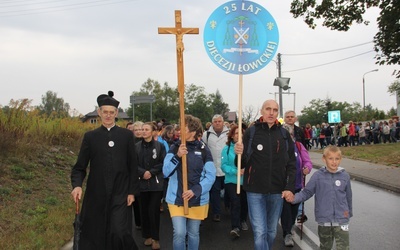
[293,167,353,225]
[240,119,296,194]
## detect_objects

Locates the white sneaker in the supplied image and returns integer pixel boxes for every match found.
[241,221,248,231]
[284,234,294,247]
[230,228,240,238]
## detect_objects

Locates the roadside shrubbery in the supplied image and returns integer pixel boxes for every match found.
[0,99,94,156]
[0,100,98,249]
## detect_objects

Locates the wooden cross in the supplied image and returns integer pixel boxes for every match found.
[158,10,199,215]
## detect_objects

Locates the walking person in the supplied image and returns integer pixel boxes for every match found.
[71,91,139,249]
[371,119,380,144]
[324,123,333,146]
[348,121,357,146]
[338,122,348,147]
[358,122,369,145]
[235,99,296,250]
[304,123,312,150]
[283,110,305,147]
[281,112,313,247]
[312,125,320,149]
[389,119,397,142]
[319,123,327,149]
[285,145,353,250]
[202,114,230,222]
[221,125,249,239]
[132,121,144,143]
[126,122,143,231]
[382,121,390,143]
[365,122,372,143]
[163,115,216,250]
[136,122,166,249]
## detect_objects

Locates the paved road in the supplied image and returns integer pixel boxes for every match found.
[62,150,400,249]
[62,201,313,250]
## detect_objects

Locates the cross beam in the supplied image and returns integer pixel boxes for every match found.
[158,10,198,215]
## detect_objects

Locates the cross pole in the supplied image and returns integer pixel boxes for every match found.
[158,10,199,215]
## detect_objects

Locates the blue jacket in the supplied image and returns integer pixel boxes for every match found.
[294,167,353,225]
[163,140,216,207]
[221,142,243,185]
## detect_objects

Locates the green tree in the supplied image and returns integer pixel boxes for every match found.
[290,0,400,77]
[388,80,400,106]
[185,84,214,125]
[387,107,397,117]
[127,78,179,123]
[37,91,70,118]
[299,98,355,125]
[127,79,224,125]
[209,89,229,120]
[299,98,391,125]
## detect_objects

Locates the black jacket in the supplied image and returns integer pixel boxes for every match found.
[240,120,296,194]
[136,139,166,192]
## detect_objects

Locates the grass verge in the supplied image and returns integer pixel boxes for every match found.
[314,143,400,167]
[0,145,76,249]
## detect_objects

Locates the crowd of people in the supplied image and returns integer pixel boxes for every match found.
[71,92,357,250]
[302,118,400,150]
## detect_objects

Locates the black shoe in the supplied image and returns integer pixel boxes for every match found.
[297,214,308,223]
[213,214,221,222]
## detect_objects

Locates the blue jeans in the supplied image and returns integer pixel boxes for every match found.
[247,192,283,250]
[171,216,201,250]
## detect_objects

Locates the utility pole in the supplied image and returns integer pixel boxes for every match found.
[277,53,283,118]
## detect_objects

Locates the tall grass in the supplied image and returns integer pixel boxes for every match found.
[0,99,96,156]
[0,100,125,249]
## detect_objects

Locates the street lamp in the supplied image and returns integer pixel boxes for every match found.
[362,69,379,110]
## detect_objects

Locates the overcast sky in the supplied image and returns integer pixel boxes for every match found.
[1,0,398,119]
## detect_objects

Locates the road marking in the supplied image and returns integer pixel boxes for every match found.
[293,223,320,249]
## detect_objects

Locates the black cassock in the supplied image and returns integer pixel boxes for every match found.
[71,125,139,250]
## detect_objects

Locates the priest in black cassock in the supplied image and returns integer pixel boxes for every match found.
[71,91,139,249]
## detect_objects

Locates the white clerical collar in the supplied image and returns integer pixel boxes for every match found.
[106,124,116,131]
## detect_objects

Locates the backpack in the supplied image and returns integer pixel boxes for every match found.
[246,125,289,162]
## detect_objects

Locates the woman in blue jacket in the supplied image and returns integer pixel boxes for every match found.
[221,125,248,238]
[163,115,216,250]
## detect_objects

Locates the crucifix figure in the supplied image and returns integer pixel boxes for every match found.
[158,10,199,214]
[158,10,199,62]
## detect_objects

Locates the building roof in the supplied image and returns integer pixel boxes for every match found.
[81,109,130,122]
[226,111,237,122]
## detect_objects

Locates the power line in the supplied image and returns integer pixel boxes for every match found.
[0,0,67,8]
[0,0,139,17]
[282,50,375,73]
[282,41,373,56]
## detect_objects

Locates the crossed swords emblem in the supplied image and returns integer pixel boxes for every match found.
[234,27,249,45]
[223,25,258,54]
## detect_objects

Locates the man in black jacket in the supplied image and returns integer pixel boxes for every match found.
[235,99,296,250]
[284,110,305,147]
